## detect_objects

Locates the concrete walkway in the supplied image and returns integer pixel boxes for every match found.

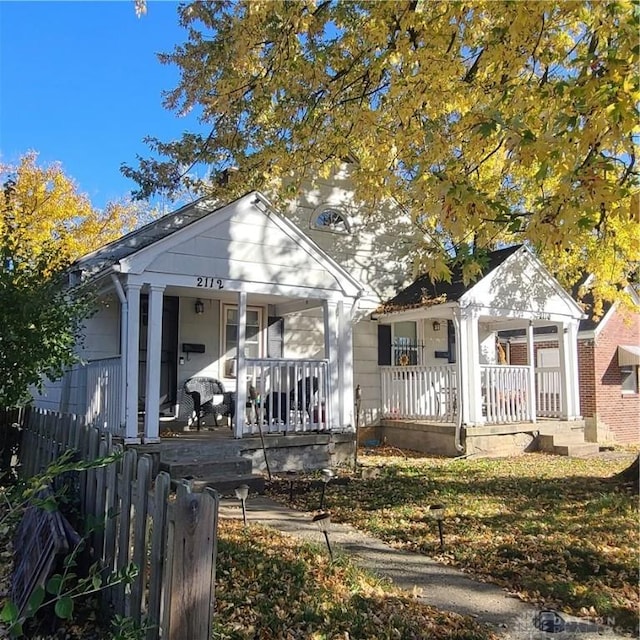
[219,496,630,640]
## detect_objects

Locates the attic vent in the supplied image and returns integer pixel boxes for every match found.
[311,206,351,234]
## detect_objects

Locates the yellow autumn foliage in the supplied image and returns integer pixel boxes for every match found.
[1,152,139,277]
[126,0,639,310]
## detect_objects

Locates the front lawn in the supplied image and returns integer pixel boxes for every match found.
[212,519,496,640]
[267,451,639,634]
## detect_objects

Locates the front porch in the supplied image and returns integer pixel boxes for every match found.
[374,246,587,453]
[380,362,564,425]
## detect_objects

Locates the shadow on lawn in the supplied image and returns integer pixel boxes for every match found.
[271,465,638,634]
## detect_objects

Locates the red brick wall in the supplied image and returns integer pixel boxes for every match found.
[593,307,640,443]
[508,340,558,366]
[577,339,596,419]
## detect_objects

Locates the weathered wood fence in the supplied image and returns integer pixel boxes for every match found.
[18,408,219,640]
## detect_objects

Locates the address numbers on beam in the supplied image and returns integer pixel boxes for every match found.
[196,276,224,289]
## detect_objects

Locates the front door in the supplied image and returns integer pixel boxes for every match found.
[139,295,179,409]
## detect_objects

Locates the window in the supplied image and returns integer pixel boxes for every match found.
[393,321,420,366]
[223,305,264,361]
[310,206,351,234]
[621,366,639,394]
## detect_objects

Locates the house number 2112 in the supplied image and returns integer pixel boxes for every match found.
[196,276,224,289]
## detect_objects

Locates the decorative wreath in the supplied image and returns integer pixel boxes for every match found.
[398,354,410,366]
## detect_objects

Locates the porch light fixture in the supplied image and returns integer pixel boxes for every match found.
[428,503,445,550]
[312,511,333,561]
[234,484,250,526]
[319,468,335,510]
[432,320,441,332]
[195,299,205,315]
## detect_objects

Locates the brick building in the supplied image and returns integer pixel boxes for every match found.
[506,289,640,444]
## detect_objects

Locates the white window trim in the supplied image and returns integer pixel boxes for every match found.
[221,304,266,378]
[620,365,639,395]
[309,204,352,234]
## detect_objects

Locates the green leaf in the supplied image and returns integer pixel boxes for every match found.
[54,596,74,620]
[0,600,18,623]
[41,496,58,512]
[46,574,63,595]
[26,586,45,616]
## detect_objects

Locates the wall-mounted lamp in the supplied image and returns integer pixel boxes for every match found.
[432,320,442,332]
[195,299,205,315]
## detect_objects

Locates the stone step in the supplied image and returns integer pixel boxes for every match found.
[181,474,266,496]
[552,443,601,458]
[160,457,252,479]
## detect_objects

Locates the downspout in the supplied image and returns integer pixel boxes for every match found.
[111,270,128,428]
[452,313,465,454]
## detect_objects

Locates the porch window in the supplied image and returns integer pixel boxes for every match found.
[393,321,420,366]
[223,306,264,360]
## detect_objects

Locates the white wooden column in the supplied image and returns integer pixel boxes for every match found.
[526,321,537,423]
[234,291,248,438]
[337,300,354,430]
[143,284,165,443]
[124,283,142,443]
[566,319,580,419]
[323,300,339,430]
[456,310,470,425]
[460,309,483,425]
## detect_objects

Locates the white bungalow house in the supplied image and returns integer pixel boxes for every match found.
[366,245,591,457]
[39,191,368,446]
[32,168,593,464]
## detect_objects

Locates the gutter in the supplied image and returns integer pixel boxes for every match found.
[452,313,465,454]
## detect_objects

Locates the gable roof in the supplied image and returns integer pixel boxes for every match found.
[380,245,521,312]
[72,195,219,279]
[73,191,366,300]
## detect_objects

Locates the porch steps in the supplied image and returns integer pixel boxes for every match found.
[537,432,600,458]
[159,458,266,496]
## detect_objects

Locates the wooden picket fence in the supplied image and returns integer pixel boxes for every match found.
[18,408,219,640]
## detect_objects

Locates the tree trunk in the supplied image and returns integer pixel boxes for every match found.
[608,455,639,494]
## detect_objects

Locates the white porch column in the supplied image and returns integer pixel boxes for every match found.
[569,320,582,419]
[143,284,165,443]
[323,300,339,430]
[337,300,354,430]
[557,319,580,420]
[459,309,483,425]
[234,291,248,438]
[124,283,142,443]
[526,322,537,423]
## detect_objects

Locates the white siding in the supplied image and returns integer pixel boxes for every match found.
[144,207,346,296]
[285,167,416,306]
[79,295,121,360]
[462,249,580,319]
[178,298,223,383]
[353,319,383,425]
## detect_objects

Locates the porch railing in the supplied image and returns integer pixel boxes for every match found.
[243,358,330,434]
[85,357,124,436]
[481,365,530,423]
[381,365,457,422]
[535,366,562,418]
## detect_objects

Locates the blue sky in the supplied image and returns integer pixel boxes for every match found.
[0,1,195,209]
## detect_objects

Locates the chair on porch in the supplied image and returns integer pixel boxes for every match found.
[181,377,235,430]
[263,376,319,425]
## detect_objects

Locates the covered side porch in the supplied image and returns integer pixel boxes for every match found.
[372,246,587,455]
